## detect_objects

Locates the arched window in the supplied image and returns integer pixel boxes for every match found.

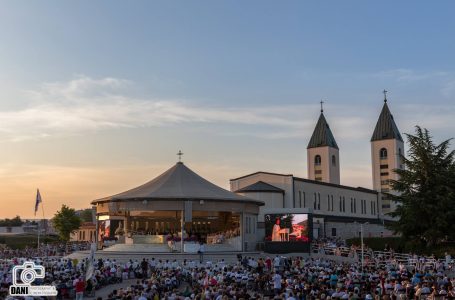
[380,148,388,159]
[315,155,321,166]
[332,155,336,166]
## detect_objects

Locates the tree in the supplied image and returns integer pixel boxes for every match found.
[0,216,23,227]
[52,205,82,241]
[388,126,455,246]
[79,208,94,222]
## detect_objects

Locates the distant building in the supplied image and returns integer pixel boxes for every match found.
[0,219,56,236]
[230,96,402,240]
[70,222,96,242]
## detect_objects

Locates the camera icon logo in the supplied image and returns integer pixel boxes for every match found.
[9,261,57,296]
[12,262,45,286]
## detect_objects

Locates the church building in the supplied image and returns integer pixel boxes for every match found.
[230,94,403,241]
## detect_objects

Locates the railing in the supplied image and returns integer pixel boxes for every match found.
[311,244,453,271]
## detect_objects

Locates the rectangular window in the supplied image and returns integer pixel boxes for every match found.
[380,164,389,169]
[318,193,321,210]
[381,180,389,185]
[315,170,322,174]
[331,195,334,212]
[343,197,346,212]
[354,198,357,213]
[381,188,390,193]
[380,172,389,176]
[339,196,342,211]
[327,195,330,211]
[303,192,306,208]
[331,228,336,237]
[350,198,353,213]
[299,191,302,208]
[314,193,317,209]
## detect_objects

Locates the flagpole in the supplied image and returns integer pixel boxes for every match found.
[37,216,40,251]
[41,198,46,256]
[35,188,42,251]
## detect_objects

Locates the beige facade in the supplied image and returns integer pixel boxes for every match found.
[230,172,291,217]
[70,222,96,242]
[307,146,340,184]
[231,171,394,239]
[371,139,404,213]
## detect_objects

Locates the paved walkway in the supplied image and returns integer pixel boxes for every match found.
[66,250,262,264]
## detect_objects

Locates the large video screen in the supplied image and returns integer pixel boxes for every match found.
[265,213,309,242]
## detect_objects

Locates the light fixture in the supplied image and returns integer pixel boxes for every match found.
[199,200,204,205]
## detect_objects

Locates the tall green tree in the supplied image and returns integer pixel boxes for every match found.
[52,205,82,241]
[389,126,455,246]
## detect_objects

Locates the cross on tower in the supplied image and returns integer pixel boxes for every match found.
[320,100,324,113]
[177,150,184,162]
[383,89,388,103]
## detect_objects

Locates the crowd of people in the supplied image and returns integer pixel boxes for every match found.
[1,255,142,299]
[0,242,92,260]
[1,238,454,299]
[87,254,455,300]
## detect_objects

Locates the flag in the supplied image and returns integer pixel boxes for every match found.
[85,243,96,281]
[34,189,42,216]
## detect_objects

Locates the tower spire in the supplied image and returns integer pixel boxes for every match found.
[307,103,340,184]
[383,89,388,103]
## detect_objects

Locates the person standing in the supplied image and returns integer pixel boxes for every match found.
[74,276,85,300]
[272,271,282,295]
[272,218,281,241]
[141,258,148,278]
[198,241,205,264]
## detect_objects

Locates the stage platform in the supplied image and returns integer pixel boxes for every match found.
[101,242,240,253]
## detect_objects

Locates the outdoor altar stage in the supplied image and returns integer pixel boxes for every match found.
[92,162,264,252]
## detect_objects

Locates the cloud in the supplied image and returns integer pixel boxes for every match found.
[0,75,454,142]
[0,75,375,142]
[375,69,448,82]
[373,68,455,98]
[441,79,455,97]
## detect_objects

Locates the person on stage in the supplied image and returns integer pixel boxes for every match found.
[272,218,281,241]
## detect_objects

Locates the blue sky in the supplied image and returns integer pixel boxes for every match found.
[0,1,454,217]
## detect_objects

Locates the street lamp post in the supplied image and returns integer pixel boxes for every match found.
[355,221,369,273]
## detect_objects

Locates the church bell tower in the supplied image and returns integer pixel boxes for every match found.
[371,91,404,212]
[307,102,340,184]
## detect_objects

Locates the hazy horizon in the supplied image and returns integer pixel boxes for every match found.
[1,1,454,218]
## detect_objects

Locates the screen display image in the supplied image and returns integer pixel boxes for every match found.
[265,213,309,242]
